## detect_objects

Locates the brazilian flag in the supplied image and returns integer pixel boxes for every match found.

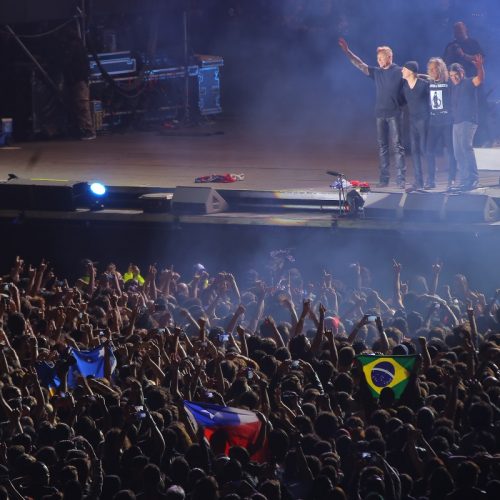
[356,354,417,399]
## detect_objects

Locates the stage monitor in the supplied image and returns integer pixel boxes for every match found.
[362,192,405,220]
[0,178,87,211]
[403,193,446,222]
[171,186,228,215]
[0,0,78,25]
[445,194,499,223]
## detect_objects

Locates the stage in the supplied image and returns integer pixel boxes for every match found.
[1,116,500,232]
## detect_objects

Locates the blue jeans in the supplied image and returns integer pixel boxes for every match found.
[376,115,406,184]
[409,117,428,188]
[452,121,478,186]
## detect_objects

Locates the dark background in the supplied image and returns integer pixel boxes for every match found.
[1,1,500,293]
[1,0,499,140]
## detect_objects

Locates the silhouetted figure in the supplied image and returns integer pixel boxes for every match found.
[444,22,484,78]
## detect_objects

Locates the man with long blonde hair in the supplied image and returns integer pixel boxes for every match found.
[426,57,456,189]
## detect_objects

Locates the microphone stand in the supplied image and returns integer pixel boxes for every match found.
[330,173,348,216]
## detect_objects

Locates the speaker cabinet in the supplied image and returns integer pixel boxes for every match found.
[0,178,87,211]
[171,186,228,215]
[403,193,446,221]
[445,194,499,222]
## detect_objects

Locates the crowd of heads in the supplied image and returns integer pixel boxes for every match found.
[1,253,500,499]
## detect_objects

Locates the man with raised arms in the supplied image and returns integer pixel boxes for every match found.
[339,38,406,188]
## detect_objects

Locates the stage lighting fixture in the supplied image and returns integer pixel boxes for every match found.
[89,182,106,196]
[86,181,108,210]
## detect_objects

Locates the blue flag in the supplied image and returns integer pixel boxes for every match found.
[67,345,117,387]
[35,362,60,395]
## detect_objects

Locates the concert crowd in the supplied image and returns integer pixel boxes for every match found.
[1,253,500,500]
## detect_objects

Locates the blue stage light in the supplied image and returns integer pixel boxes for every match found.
[89,182,106,196]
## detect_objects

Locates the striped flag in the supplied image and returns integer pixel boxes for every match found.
[356,354,417,399]
[184,401,266,460]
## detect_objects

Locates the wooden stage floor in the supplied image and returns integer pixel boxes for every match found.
[2,116,499,193]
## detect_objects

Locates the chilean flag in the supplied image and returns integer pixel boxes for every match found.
[184,401,267,461]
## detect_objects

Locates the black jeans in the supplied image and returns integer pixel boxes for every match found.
[408,117,428,188]
[426,123,456,185]
[376,114,406,185]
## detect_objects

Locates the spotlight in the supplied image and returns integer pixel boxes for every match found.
[89,182,106,196]
[87,182,107,210]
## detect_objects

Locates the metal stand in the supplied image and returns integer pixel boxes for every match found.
[330,174,348,216]
[76,0,86,46]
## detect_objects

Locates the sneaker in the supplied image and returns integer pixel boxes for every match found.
[80,130,96,141]
[396,181,406,189]
[375,181,389,188]
[424,183,436,190]
[459,181,479,191]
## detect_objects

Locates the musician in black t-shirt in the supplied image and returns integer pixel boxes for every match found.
[444,21,491,147]
[426,57,456,189]
[402,61,429,190]
[449,55,485,191]
[339,38,406,188]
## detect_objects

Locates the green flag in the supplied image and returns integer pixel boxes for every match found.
[356,354,417,399]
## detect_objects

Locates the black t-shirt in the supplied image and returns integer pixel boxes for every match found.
[451,78,480,124]
[368,64,404,118]
[402,78,429,120]
[429,80,453,126]
[443,37,484,76]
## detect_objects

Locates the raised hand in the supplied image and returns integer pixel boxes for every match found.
[11,256,24,280]
[338,37,349,53]
[301,299,311,316]
[264,316,276,328]
[147,264,157,280]
[392,259,402,274]
[323,270,332,289]
[39,258,48,272]
[472,53,484,68]
[86,261,96,277]
[432,262,442,275]
[28,264,36,279]
[324,329,334,341]
[255,280,267,300]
